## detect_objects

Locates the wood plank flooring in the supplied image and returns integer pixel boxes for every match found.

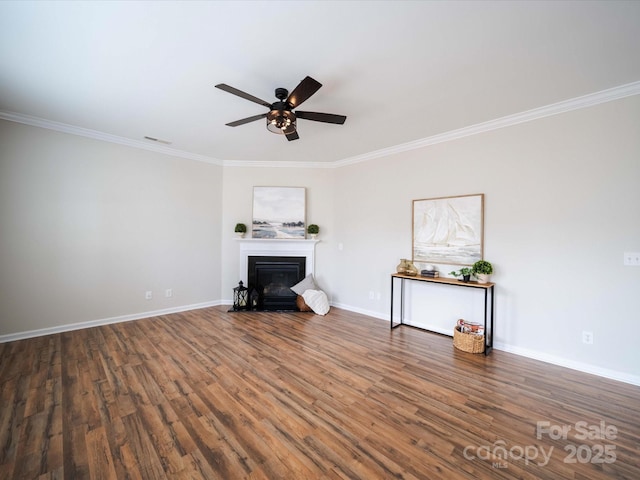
[1,306,639,479]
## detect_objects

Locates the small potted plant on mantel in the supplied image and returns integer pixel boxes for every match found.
[234,223,247,238]
[449,267,473,282]
[472,260,493,284]
[307,224,319,239]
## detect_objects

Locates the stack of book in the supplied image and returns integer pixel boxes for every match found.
[420,270,439,278]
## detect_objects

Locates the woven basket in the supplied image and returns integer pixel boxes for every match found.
[296,295,312,312]
[453,326,485,354]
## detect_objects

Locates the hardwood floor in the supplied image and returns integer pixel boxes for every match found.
[1,306,639,479]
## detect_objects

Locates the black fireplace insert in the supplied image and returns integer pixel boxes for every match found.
[248,256,306,311]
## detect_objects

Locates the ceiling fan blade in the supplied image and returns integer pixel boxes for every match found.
[295,111,347,124]
[215,84,272,108]
[225,113,267,127]
[285,130,299,141]
[286,76,322,108]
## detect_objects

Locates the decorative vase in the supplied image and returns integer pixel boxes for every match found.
[235,232,245,238]
[405,260,418,276]
[396,259,418,276]
[476,273,490,284]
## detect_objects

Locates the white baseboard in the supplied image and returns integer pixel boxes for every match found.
[4,300,639,387]
[493,342,640,387]
[0,300,223,343]
[329,302,388,321]
[332,303,640,387]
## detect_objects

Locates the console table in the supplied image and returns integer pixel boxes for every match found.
[390,273,495,355]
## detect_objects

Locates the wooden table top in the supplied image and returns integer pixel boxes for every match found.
[392,272,495,288]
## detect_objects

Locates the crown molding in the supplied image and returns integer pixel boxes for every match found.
[0,111,224,166]
[2,81,638,169]
[334,80,640,168]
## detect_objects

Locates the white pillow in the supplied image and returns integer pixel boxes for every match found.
[290,274,318,295]
[302,289,330,316]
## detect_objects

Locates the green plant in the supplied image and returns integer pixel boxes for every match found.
[234,223,247,233]
[472,260,493,275]
[307,224,319,234]
[450,267,473,278]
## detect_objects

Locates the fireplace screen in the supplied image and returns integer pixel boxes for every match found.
[248,256,306,310]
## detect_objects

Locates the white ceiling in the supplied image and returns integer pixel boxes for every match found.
[1,1,639,165]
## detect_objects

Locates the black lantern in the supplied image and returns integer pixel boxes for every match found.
[233,281,248,311]
[249,287,260,310]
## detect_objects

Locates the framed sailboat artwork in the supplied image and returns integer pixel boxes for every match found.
[412,194,484,266]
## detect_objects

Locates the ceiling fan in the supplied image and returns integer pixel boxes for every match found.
[215,76,346,141]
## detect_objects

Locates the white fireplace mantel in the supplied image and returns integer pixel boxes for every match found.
[237,238,319,284]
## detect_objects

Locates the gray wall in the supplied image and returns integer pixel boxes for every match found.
[1,93,639,384]
[329,96,640,382]
[222,96,640,383]
[0,120,223,335]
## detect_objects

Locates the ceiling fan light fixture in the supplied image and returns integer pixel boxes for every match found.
[267,109,296,135]
[216,76,346,141]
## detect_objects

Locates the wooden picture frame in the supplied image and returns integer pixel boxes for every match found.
[412,193,484,266]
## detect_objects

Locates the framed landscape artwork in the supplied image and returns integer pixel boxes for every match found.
[412,194,484,266]
[252,187,306,239]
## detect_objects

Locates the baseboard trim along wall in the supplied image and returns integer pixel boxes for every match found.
[2,301,638,387]
[492,342,640,387]
[332,303,640,387]
[0,300,223,344]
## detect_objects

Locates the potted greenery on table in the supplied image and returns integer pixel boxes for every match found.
[472,260,493,284]
[450,267,473,282]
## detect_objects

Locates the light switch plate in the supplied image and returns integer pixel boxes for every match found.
[624,252,640,266]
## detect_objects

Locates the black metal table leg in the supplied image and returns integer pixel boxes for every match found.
[390,275,394,330]
[488,285,494,354]
[390,273,495,355]
[482,285,495,355]
[390,275,405,330]
[400,277,404,326]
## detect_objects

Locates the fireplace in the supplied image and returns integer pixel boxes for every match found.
[236,238,318,311]
[248,256,305,310]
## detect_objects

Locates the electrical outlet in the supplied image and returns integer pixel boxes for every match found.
[623,252,640,266]
[165,288,173,298]
[369,290,375,300]
[582,331,593,345]
[145,291,153,300]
